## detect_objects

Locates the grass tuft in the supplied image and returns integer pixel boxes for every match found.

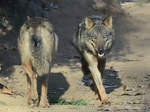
[50,97,87,105]
[0,100,6,105]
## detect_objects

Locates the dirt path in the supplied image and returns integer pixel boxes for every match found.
[0,1,150,112]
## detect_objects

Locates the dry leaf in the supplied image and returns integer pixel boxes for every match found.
[0,83,14,95]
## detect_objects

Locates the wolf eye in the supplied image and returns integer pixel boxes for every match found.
[91,34,97,40]
[108,32,112,36]
[105,31,112,36]
[91,37,96,42]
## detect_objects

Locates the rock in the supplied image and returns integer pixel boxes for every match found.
[134,92,145,96]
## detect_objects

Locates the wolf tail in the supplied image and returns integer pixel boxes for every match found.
[29,34,49,76]
[30,35,43,54]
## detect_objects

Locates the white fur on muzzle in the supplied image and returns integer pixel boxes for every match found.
[98,53,104,58]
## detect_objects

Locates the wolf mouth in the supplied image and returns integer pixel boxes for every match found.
[98,53,104,58]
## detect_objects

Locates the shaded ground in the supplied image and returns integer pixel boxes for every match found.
[0,1,150,112]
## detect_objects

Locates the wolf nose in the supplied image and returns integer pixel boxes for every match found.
[98,48,104,54]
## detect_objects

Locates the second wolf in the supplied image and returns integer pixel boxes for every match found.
[18,17,58,107]
[73,15,115,104]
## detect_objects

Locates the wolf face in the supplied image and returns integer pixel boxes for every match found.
[75,16,114,58]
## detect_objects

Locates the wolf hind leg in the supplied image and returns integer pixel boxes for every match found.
[39,75,49,107]
[23,61,39,107]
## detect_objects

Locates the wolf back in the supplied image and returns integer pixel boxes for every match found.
[18,17,58,77]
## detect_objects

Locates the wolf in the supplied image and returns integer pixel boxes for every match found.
[18,17,58,107]
[73,15,114,104]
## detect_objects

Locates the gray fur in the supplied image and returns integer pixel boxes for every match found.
[73,15,115,103]
[74,15,114,57]
[18,17,58,76]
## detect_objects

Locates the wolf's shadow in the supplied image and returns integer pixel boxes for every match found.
[37,72,69,103]
[86,69,122,94]
[103,69,122,94]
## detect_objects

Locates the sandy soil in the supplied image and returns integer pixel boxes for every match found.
[0,1,150,112]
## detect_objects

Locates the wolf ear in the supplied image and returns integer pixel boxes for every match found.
[85,17,95,31]
[103,16,112,29]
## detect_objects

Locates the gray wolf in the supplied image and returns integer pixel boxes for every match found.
[18,17,58,107]
[73,15,114,104]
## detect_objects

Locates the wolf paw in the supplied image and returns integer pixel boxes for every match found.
[102,99,110,105]
[28,96,39,107]
[39,98,50,108]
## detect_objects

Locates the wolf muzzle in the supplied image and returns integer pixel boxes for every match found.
[98,48,105,58]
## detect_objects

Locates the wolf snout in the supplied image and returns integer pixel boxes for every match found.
[98,48,104,54]
[98,48,105,58]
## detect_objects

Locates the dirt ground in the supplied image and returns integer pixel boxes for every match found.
[0,1,150,112]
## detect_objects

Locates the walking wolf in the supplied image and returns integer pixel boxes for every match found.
[18,17,58,107]
[73,15,114,104]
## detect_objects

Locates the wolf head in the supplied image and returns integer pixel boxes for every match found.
[83,16,114,58]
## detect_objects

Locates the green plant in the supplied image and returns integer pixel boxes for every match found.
[50,97,87,105]
[0,100,6,105]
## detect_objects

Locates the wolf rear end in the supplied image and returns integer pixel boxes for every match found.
[18,17,58,107]
[73,15,115,104]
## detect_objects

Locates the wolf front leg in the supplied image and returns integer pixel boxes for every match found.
[83,51,108,104]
